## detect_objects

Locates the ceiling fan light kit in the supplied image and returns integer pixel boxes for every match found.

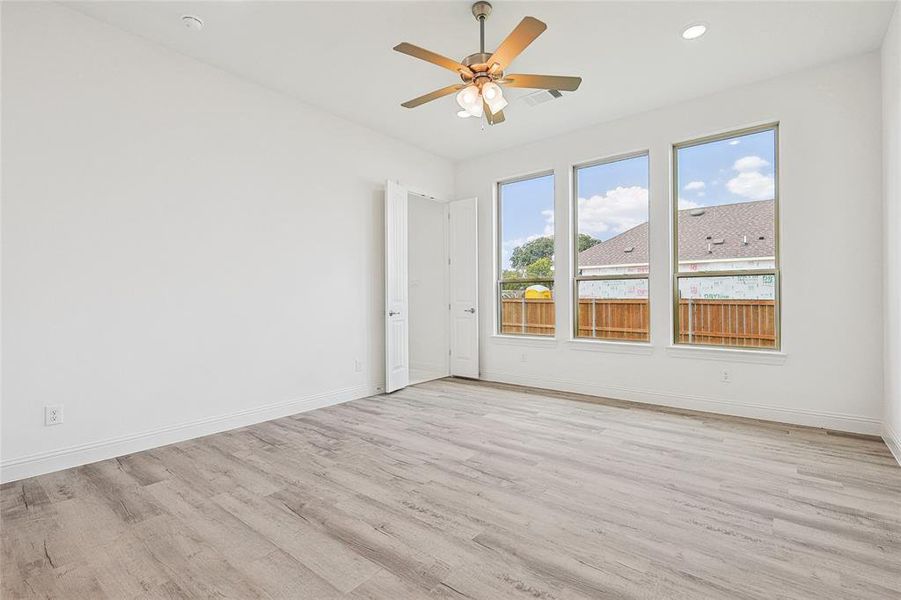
[393,1,582,126]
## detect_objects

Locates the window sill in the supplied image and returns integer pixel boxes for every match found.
[567,339,655,355]
[666,345,787,365]
[489,334,558,347]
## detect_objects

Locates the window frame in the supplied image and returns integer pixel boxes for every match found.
[495,169,556,338]
[671,122,781,351]
[571,150,651,343]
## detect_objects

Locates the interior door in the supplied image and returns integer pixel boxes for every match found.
[385,180,409,393]
[448,197,479,378]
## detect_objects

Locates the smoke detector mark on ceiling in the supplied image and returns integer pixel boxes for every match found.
[182,15,204,31]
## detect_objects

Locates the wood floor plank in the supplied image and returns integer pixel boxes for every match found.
[2,378,900,599]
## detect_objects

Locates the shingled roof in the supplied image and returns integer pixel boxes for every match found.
[579,199,775,267]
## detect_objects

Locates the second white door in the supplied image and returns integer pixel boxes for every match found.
[448,197,479,378]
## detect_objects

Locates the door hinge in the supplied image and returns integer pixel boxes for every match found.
[448,258,451,265]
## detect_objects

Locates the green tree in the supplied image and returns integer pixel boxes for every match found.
[510,236,554,269]
[525,256,553,279]
[578,233,601,252]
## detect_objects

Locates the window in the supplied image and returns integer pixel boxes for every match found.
[573,153,650,342]
[497,172,555,336]
[673,125,779,349]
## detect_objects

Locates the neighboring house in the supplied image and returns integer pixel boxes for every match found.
[578,199,775,299]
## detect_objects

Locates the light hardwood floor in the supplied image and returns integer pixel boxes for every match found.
[2,378,900,599]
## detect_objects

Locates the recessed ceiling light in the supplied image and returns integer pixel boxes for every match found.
[682,24,707,40]
[182,15,204,31]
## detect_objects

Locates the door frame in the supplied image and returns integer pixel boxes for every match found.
[409,190,451,384]
[384,183,450,392]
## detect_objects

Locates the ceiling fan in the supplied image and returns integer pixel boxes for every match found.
[393,1,582,125]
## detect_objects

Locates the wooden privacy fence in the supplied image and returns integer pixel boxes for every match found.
[501,298,556,336]
[577,299,649,341]
[501,297,776,347]
[677,298,776,348]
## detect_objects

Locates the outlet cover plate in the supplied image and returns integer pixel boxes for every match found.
[45,405,64,426]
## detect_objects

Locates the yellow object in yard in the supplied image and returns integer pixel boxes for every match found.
[524,285,552,299]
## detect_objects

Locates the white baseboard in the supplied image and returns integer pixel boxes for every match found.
[0,384,378,483]
[884,423,901,467]
[479,370,882,435]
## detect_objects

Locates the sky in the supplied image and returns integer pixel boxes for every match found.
[499,128,776,269]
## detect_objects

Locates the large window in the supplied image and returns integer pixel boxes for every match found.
[497,172,555,336]
[573,152,650,342]
[673,125,779,349]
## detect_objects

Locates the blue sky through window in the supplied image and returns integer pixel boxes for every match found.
[499,128,776,269]
[577,154,649,243]
[677,129,776,209]
[500,173,554,270]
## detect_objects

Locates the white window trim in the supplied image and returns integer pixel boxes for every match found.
[495,169,557,339]
[666,344,787,365]
[671,123,781,352]
[490,334,558,347]
[567,339,655,355]
[572,150,651,344]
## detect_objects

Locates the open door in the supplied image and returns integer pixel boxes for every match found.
[448,198,479,378]
[385,180,409,393]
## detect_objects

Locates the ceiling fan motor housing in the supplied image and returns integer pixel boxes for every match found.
[461,53,500,85]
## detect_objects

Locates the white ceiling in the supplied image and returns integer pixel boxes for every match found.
[68,1,895,161]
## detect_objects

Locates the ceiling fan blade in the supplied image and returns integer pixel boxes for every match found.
[401,84,465,109]
[484,101,505,125]
[393,42,473,78]
[502,74,582,91]
[487,17,547,70]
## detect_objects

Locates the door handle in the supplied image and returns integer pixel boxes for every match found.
[464,308,476,314]
[388,310,400,316]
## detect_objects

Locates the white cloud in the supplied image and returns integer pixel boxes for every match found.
[727,171,775,200]
[728,140,740,146]
[683,180,706,192]
[541,209,554,235]
[733,155,770,172]
[727,155,775,200]
[577,186,648,239]
[678,198,702,210]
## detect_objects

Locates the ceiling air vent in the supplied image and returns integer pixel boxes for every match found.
[521,89,563,107]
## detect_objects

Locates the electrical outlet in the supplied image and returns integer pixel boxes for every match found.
[45,405,64,426]
[721,369,731,384]
[354,359,362,373]
[521,353,527,363]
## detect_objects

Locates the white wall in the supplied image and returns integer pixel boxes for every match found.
[0,3,453,481]
[408,195,449,383]
[457,53,885,435]
[883,1,901,463]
